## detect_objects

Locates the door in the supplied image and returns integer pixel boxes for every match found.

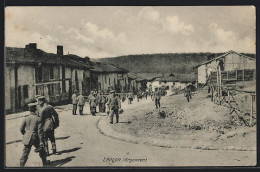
[17,86,22,109]
[68,80,72,103]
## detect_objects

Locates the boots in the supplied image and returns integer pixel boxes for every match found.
[20,161,25,167]
[51,142,57,154]
[42,158,50,167]
[44,141,49,156]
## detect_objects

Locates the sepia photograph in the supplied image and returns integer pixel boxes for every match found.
[4,6,256,167]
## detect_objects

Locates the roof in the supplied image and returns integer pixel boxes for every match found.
[155,73,196,83]
[195,50,256,68]
[5,47,90,69]
[90,62,128,73]
[63,54,91,68]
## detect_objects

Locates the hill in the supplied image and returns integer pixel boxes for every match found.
[97,52,255,74]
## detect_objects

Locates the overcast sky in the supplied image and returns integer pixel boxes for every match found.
[5,6,255,58]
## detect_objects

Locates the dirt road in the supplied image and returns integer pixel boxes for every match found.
[5,95,256,167]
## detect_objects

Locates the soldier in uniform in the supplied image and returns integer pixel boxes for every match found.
[88,91,98,116]
[20,103,48,167]
[99,92,107,113]
[107,90,121,124]
[96,91,102,113]
[184,87,192,102]
[37,96,59,156]
[154,89,162,109]
[127,91,134,104]
[77,92,85,116]
[72,90,79,115]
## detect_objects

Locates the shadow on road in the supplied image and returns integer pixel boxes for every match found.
[56,136,70,140]
[56,147,81,155]
[47,156,75,167]
[6,136,70,145]
[119,121,132,124]
[6,139,22,145]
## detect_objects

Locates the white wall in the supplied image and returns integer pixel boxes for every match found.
[225,53,256,71]
[198,65,207,84]
[17,65,36,105]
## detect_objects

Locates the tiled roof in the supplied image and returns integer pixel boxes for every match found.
[91,62,128,73]
[195,50,256,68]
[5,47,88,68]
[156,74,196,82]
[63,54,91,68]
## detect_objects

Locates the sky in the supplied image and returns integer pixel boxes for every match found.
[5,6,256,58]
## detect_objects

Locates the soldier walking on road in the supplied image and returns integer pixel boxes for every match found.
[127,91,134,104]
[20,103,48,167]
[154,90,162,110]
[96,91,102,113]
[88,91,98,116]
[107,90,121,124]
[37,96,59,156]
[72,90,79,115]
[184,87,192,102]
[77,92,85,116]
[99,92,107,112]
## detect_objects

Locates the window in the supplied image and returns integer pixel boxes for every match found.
[50,66,54,79]
[48,83,60,96]
[105,77,107,84]
[23,85,29,98]
[109,78,110,85]
[62,67,66,93]
[36,67,43,82]
[117,74,123,80]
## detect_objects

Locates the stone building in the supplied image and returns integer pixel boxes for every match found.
[5,43,91,113]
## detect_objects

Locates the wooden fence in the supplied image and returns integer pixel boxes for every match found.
[210,69,256,84]
[209,68,256,127]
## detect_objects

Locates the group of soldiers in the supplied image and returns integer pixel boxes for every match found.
[71,90,122,124]
[20,96,59,167]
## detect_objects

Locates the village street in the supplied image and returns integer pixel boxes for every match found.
[5,93,256,167]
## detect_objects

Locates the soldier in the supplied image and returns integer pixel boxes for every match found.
[100,92,107,113]
[20,103,48,167]
[96,91,102,113]
[37,96,59,156]
[88,91,98,116]
[77,92,85,116]
[184,87,192,102]
[127,91,133,104]
[107,90,121,124]
[154,89,161,109]
[72,90,79,115]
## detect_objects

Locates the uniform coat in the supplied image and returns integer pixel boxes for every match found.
[38,103,59,132]
[72,93,79,104]
[20,112,44,145]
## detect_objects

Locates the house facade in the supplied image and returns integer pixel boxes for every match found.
[196,51,256,84]
[91,62,129,93]
[5,43,91,113]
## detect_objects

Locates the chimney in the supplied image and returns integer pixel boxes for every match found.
[25,43,37,50]
[85,56,90,62]
[57,45,63,56]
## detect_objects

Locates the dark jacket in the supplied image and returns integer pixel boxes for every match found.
[107,96,121,110]
[20,112,44,145]
[88,95,97,107]
[38,103,59,132]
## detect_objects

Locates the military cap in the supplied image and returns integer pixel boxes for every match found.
[35,95,42,99]
[28,102,37,108]
[37,96,46,101]
[74,90,78,93]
